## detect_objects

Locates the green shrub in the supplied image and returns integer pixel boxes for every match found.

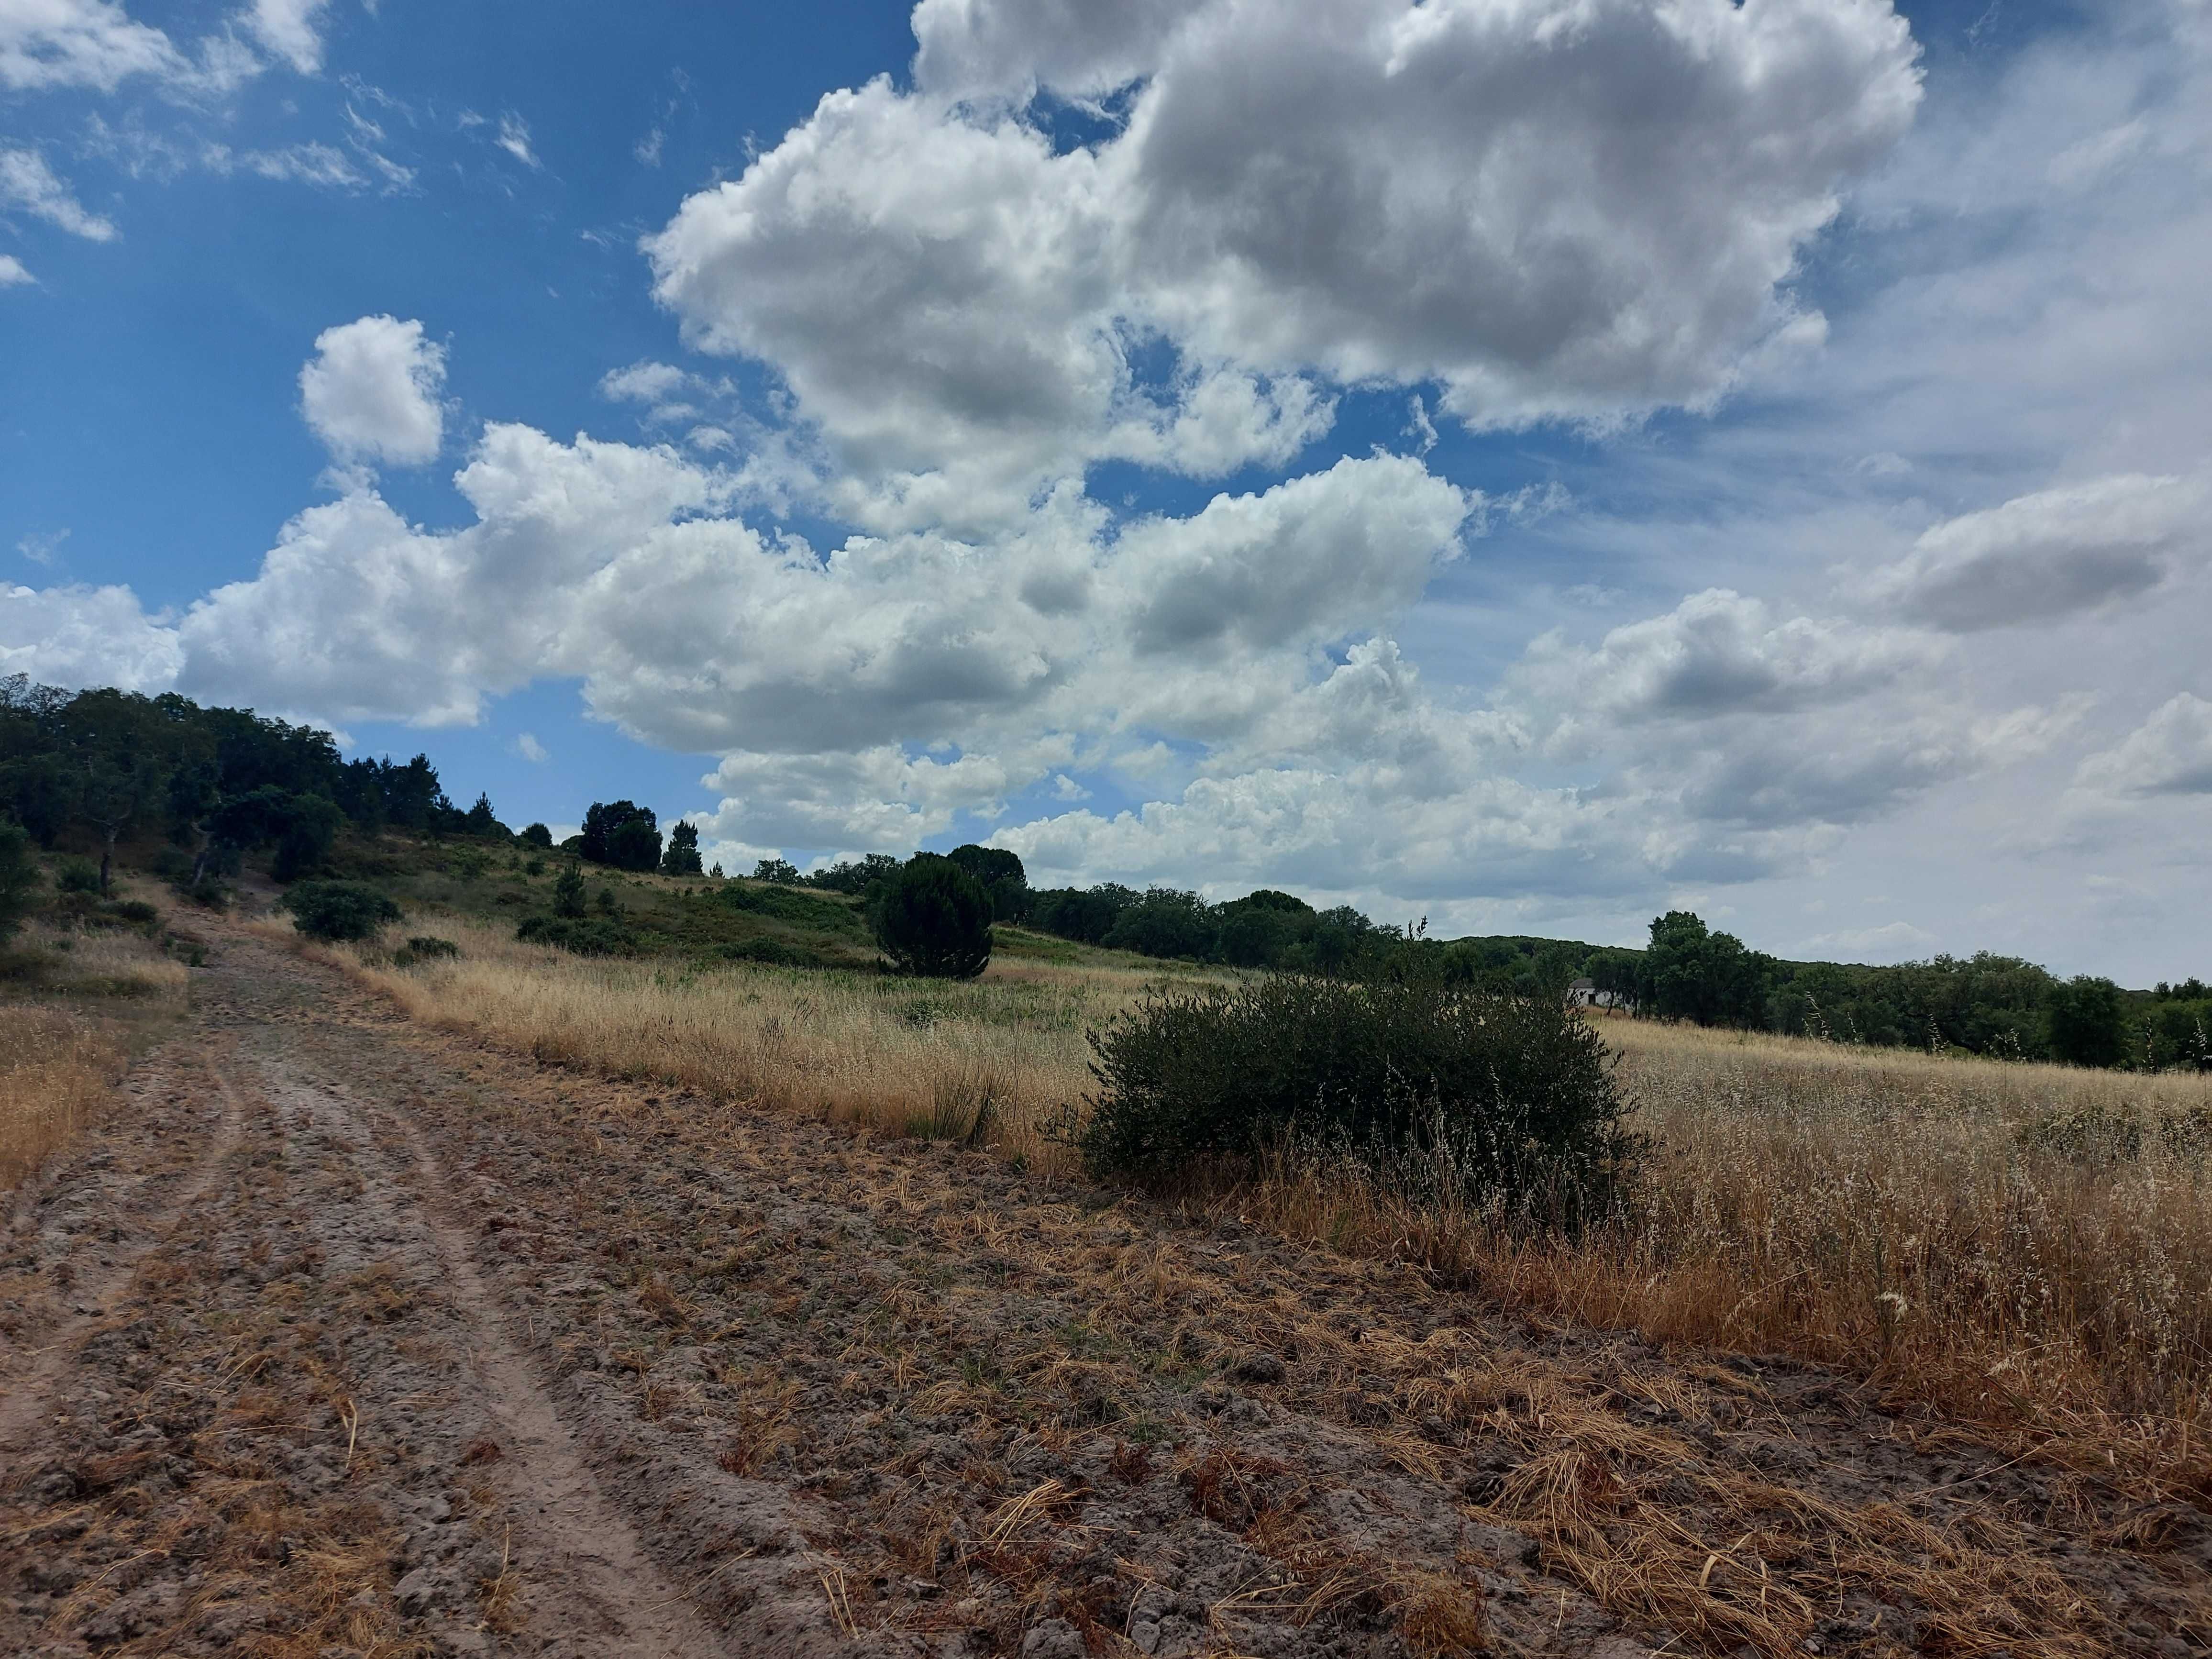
[871,854,992,979]
[516,915,634,956]
[283,880,401,941]
[1075,975,1635,1220]
[103,899,159,925]
[719,881,865,932]
[0,821,37,939]
[393,935,461,968]
[552,863,587,918]
[719,937,804,965]
[56,858,103,895]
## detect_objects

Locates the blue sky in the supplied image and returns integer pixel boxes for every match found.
[4,0,2209,981]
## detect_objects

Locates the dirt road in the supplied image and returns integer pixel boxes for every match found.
[2,932,2205,1658]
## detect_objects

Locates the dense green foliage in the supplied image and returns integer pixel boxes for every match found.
[283,880,401,941]
[579,800,662,872]
[516,914,635,955]
[1029,880,1391,972]
[805,853,902,896]
[1021,873,2203,1073]
[1077,973,1633,1217]
[945,843,1029,920]
[0,820,37,939]
[0,675,501,892]
[870,854,994,978]
[660,820,703,876]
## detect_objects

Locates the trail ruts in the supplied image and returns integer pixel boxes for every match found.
[4,922,2207,1659]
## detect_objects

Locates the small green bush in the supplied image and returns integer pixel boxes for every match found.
[283,880,401,941]
[103,899,159,925]
[719,937,804,965]
[516,915,634,956]
[1075,974,1635,1221]
[552,863,587,918]
[871,854,992,979]
[56,858,103,895]
[393,935,461,968]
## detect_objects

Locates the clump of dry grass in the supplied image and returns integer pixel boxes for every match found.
[311,915,1136,1170]
[0,1006,128,1191]
[319,918,2212,1475]
[1241,1017,2212,1474]
[11,919,193,999]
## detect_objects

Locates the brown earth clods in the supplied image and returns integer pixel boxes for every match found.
[2,931,2207,1659]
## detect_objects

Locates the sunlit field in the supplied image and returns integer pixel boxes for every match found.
[321,917,2212,1472]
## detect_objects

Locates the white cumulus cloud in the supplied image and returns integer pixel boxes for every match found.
[298,314,447,468]
[647,0,1921,528]
[0,253,31,286]
[1,581,181,692]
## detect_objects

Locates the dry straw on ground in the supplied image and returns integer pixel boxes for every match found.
[317,917,2212,1477]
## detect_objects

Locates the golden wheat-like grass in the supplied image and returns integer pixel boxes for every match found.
[0,1006,128,1191]
[321,919,2212,1457]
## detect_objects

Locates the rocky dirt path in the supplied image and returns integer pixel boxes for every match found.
[2,930,2207,1659]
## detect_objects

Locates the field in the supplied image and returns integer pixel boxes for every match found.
[311,909,2212,1478]
[5,887,2207,1657]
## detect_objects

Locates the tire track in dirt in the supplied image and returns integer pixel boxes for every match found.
[288,1065,738,1659]
[0,1043,247,1460]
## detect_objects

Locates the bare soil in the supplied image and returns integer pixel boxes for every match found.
[2,930,2206,1658]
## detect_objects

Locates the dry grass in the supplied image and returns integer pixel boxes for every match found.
[1245,1017,2212,1481]
[315,918,2212,1479]
[0,1006,131,1192]
[307,915,1143,1171]
[1,911,189,1191]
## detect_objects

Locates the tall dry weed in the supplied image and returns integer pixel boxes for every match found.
[324,918,1117,1170]
[0,1007,126,1190]
[1241,1018,2212,1477]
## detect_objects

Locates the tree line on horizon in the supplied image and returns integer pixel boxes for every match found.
[765,851,2209,1074]
[0,675,509,904]
[5,677,2201,1073]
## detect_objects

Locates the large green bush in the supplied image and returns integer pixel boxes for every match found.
[283,880,400,941]
[871,854,992,978]
[1076,974,1635,1219]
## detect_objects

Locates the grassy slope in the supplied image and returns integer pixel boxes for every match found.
[1,862,197,1190]
[323,829,1185,977]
